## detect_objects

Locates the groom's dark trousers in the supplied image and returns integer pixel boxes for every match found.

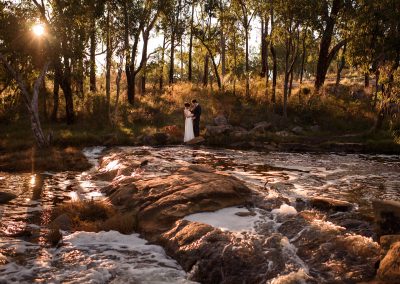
[192,104,202,137]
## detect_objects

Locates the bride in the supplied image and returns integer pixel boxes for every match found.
[183,102,195,142]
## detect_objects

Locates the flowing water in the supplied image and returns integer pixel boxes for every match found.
[1,146,399,283]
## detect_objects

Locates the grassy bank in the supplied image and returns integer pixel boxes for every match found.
[1,79,399,154]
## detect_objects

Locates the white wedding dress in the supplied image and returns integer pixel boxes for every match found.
[184,109,195,142]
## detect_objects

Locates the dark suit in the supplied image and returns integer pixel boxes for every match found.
[192,104,201,137]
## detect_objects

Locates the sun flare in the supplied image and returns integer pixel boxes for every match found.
[32,24,45,36]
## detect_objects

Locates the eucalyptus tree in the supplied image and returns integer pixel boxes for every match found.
[33,0,89,124]
[0,2,49,147]
[232,0,256,97]
[193,0,222,89]
[311,0,353,91]
[348,0,400,130]
[273,0,303,118]
[123,0,161,105]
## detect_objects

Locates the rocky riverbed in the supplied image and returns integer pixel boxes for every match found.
[1,146,400,283]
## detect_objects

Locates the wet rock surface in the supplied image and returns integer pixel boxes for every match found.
[93,147,393,283]
[378,241,400,283]
[102,164,252,238]
[0,192,16,204]
[2,146,400,283]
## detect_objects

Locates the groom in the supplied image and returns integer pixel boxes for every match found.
[191,99,201,137]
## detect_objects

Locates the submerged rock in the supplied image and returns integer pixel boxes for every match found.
[159,220,295,284]
[310,197,353,212]
[372,199,400,236]
[214,115,229,126]
[0,191,17,204]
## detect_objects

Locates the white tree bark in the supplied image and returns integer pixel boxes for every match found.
[0,53,50,148]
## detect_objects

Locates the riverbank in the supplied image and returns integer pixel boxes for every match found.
[0,130,399,173]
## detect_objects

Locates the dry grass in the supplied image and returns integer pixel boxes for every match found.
[50,200,136,234]
[0,146,91,172]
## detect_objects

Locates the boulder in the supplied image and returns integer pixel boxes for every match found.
[143,132,169,146]
[104,165,252,238]
[380,235,400,252]
[186,136,205,145]
[310,125,320,132]
[249,121,272,136]
[205,125,233,137]
[372,199,400,236]
[214,115,228,126]
[291,126,304,135]
[158,220,287,284]
[0,191,17,204]
[310,197,353,212]
[378,241,400,283]
[275,131,292,137]
[229,129,250,141]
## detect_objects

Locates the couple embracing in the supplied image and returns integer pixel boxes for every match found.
[183,99,201,142]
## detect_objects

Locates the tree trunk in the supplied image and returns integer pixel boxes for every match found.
[245,28,250,97]
[169,30,175,84]
[373,70,379,108]
[51,72,59,121]
[41,77,47,119]
[114,56,124,125]
[261,17,267,77]
[0,54,49,147]
[180,37,183,81]
[233,31,237,95]
[209,53,222,90]
[299,30,306,84]
[61,56,74,124]
[141,32,150,95]
[188,2,194,82]
[270,3,277,111]
[77,56,84,99]
[160,36,166,90]
[105,9,111,116]
[89,19,96,92]
[264,16,269,98]
[315,0,343,91]
[334,43,346,95]
[203,54,209,86]
[220,8,226,87]
[289,68,294,98]
[364,72,370,88]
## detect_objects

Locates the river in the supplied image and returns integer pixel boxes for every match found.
[1,146,399,283]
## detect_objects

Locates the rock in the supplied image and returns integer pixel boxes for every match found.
[380,235,400,252]
[291,126,304,135]
[214,115,228,126]
[229,129,250,141]
[310,125,320,132]
[275,131,292,137]
[158,220,287,283]
[372,199,400,237]
[143,132,169,146]
[50,213,72,231]
[205,124,233,137]
[378,241,400,283]
[310,197,353,212]
[104,166,251,238]
[0,253,8,265]
[93,169,119,181]
[0,191,17,204]
[327,142,365,153]
[186,136,205,145]
[249,121,272,136]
